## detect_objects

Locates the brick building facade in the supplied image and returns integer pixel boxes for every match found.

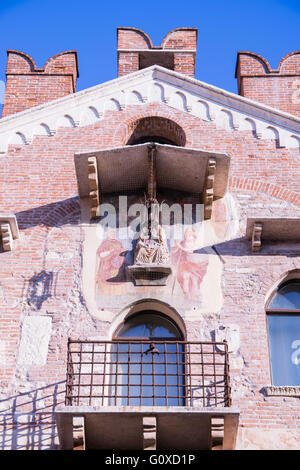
[0,27,300,450]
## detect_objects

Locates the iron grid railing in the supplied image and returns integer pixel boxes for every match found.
[65,339,231,408]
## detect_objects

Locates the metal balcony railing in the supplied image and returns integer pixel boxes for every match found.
[65,339,231,408]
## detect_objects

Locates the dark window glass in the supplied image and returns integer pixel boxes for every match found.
[128,136,176,145]
[111,312,184,406]
[117,312,182,339]
[268,281,300,310]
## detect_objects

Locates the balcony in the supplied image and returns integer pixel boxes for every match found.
[55,339,239,450]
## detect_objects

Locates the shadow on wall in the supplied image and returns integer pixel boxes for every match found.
[27,270,54,310]
[0,381,65,450]
[200,239,300,258]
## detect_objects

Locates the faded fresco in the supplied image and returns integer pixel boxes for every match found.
[94,225,210,302]
[95,229,128,296]
[83,191,238,312]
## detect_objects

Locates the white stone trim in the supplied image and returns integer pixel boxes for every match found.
[263,386,300,397]
[0,65,299,153]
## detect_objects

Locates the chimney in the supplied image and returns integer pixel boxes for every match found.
[1,50,79,117]
[117,27,197,78]
[236,51,300,117]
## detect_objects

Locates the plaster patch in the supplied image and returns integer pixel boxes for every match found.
[215,324,240,353]
[238,428,300,450]
[18,316,52,366]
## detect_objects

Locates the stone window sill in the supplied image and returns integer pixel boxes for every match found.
[263,386,300,397]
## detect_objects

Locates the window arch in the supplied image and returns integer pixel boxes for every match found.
[266,280,300,386]
[111,311,185,406]
[114,311,183,339]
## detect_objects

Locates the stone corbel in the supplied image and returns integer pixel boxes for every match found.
[252,222,263,252]
[0,223,13,251]
[255,123,263,139]
[203,158,216,220]
[0,215,19,252]
[87,156,100,220]
[143,416,156,450]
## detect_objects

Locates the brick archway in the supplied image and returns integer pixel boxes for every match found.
[125,116,186,146]
[113,110,193,147]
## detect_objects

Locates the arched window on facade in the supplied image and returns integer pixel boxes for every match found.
[266,280,300,386]
[110,311,185,406]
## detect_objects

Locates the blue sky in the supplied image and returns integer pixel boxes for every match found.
[0,0,299,112]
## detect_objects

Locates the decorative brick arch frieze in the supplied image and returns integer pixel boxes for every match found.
[16,198,81,257]
[112,110,194,147]
[229,176,300,206]
[16,198,82,312]
[41,197,81,227]
[16,197,81,231]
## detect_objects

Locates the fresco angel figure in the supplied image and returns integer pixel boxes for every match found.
[171,226,208,300]
[95,230,128,296]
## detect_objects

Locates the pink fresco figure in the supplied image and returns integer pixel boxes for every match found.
[171,227,209,300]
[95,230,127,296]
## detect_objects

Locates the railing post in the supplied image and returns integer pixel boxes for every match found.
[65,338,74,406]
[223,340,232,407]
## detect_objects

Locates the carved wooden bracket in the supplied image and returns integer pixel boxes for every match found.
[143,416,156,450]
[252,222,263,252]
[203,157,216,220]
[87,156,100,220]
[0,215,19,252]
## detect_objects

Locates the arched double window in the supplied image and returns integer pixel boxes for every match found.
[266,280,300,386]
[111,311,185,406]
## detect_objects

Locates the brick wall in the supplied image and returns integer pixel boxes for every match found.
[1,50,78,117]
[236,51,300,117]
[0,29,300,448]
